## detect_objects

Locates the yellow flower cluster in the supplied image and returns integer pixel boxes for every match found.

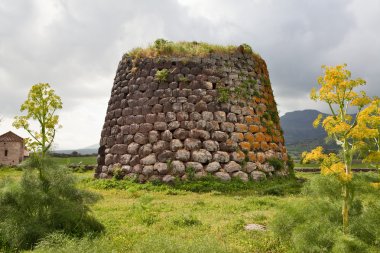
[322,116,351,135]
[303,147,352,182]
[321,162,353,182]
[301,146,327,164]
[363,151,380,164]
[313,114,323,128]
[351,91,371,107]
[311,64,366,104]
[350,98,379,140]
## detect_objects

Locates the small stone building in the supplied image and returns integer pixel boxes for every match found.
[0,131,26,166]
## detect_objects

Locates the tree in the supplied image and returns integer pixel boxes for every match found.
[303,64,379,233]
[13,83,62,157]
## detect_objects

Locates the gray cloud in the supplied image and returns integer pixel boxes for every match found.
[0,0,379,149]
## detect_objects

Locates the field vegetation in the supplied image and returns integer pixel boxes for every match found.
[0,166,379,252]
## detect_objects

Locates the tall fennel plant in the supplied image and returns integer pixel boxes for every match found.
[303,64,379,233]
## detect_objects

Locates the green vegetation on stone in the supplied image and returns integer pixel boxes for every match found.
[128,39,262,59]
[154,68,169,82]
[267,157,285,171]
[217,78,260,103]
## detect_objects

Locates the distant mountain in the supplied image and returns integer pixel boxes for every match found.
[280,109,338,159]
[81,143,100,150]
[280,109,328,145]
[53,143,99,155]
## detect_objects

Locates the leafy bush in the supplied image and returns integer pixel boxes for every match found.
[351,201,380,247]
[267,157,285,171]
[271,174,380,252]
[155,68,169,82]
[185,166,196,181]
[112,166,124,180]
[286,155,295,177]
[0,157,104,251]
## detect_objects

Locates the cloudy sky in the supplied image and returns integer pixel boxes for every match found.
[0,0,379,150]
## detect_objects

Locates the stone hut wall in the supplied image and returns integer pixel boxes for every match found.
[96,50,289,182]
[0,142,24,166]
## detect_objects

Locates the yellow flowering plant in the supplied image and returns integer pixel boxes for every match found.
[304,64,379,234]
[13,83,62,158]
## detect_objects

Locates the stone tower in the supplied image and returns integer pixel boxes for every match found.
[96,42,289,182]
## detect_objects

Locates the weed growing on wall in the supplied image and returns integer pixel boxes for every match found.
[155,68,169,82]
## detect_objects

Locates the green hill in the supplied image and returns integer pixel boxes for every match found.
[280,110,338,160]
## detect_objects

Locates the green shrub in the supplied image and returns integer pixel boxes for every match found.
[331,235,368,253]
[155,69,169,82]
[286,155,295,177]
[0,157,104,251]
[217,87,231,103]
[267,157,285,171]
[185,166,196,181]
[153,38,173,55]
[271,197,342,252]
[112,166,124,180]
[178,76,189,83]
[240,43,253,53]
[271,174,380,252]
[351,201,380,247]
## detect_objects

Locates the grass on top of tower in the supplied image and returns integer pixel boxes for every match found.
[127,39,262,59]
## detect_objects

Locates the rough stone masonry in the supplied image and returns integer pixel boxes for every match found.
[96,46,290,183]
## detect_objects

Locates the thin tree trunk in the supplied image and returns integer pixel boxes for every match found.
[342,184,349,234]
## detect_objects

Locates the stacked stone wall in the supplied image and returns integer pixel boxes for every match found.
[96,51,289,182]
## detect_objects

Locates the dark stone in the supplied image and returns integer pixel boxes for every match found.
[110,144,129,154]
[157,150,174,162]
[173,128,189,140]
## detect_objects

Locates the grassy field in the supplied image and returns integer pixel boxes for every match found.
[0,166,378,252]
[295,162,374,169]
[50,156,97,166]
[47,155,374,170]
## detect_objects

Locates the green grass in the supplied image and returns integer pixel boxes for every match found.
[0,166,23,180]
[0,166,377,252]
[50,156,97,166]
[127,39,262,60]
[83,175,302,196]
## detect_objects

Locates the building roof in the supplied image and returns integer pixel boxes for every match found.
[0,131,24,142]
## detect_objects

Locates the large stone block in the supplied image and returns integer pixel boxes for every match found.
[191,149,212,164]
